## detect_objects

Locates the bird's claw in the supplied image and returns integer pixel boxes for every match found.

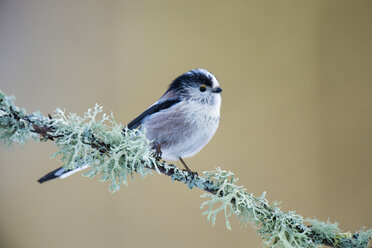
[182,169,198,179]
[152,142,162,161]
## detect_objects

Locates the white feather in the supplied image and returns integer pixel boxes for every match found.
[59,164,90,179]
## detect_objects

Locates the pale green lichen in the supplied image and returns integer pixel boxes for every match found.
[200,168,313,247]
[200,168,372,248]
[0,89,371,248]
[49,105,158,192]
[307,219,372,248]
[0,90,38,145]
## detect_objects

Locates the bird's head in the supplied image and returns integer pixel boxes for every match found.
[165,68,222,105]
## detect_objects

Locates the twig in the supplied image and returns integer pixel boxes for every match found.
[0,89,370,248]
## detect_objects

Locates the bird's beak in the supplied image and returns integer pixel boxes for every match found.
[213,87,223,93]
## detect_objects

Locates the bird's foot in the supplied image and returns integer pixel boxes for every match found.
[183,169,198,179]
[179,157,198,178]
[152,142,162,161]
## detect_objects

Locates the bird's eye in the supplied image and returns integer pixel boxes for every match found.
[199,85,207,92]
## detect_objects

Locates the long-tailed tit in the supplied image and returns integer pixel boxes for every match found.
[38,68,222,183]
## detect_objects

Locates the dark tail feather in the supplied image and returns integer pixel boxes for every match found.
[37,166,66,184]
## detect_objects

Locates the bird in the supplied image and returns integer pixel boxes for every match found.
[37,68,222,183]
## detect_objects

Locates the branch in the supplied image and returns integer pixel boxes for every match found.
[0,89,370,248]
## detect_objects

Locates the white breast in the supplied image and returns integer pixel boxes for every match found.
[158,95,221,161]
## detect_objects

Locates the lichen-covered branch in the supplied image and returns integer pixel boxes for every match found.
[0,89,370,248]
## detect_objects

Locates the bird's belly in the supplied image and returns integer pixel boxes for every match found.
[143,112,220,161]
[161,124,217,160]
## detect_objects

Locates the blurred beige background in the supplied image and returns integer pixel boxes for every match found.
[0,0,371,247]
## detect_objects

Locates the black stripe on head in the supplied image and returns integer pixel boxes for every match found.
[166,69,214,94]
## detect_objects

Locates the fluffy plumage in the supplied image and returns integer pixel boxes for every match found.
[38,68,222,183]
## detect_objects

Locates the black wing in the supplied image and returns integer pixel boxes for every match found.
[127,99,181,129]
